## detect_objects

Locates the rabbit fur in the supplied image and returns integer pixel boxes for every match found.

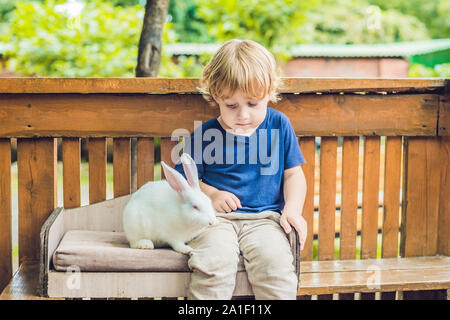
[122,153,217,254]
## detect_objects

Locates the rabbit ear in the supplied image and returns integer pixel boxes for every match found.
[161,160,191,198]
[180,153,200,190]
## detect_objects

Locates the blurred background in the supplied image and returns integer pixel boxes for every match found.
[1,0,449,78]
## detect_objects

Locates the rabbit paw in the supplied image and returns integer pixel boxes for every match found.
[130,239,154,249]
[170,242,193,255]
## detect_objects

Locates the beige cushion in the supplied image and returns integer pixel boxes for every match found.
[53,230,246,272]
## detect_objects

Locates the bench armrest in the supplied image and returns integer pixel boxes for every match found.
[288,228,300,290]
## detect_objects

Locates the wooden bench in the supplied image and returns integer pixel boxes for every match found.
[2,257,449,300]
[0,78,449,300]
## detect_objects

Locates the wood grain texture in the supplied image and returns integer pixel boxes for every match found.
[137,137,155,188]
[62,138,81,209]
[113,138,131,197]
[318,137,337,261]
[0,138,11,293]
[382,136,402,258]
[438,93,449,136]
[160,137,180,180]
[0,78,444,94]
[0,94,439,137]
[361,136,381,259]
[402,137,441,257]
[299,137,315,261]
[88,138,106,204]
[438,136,450,255]
[17,138,57,263]
[2,257,449,299]
[340,137,359,260]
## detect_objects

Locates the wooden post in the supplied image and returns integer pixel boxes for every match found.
[0,139,12,293]
[17,138,57,263]
[401,137,441,258]
[437,89,449,256]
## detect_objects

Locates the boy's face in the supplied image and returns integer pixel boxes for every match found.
[216,89,269,135]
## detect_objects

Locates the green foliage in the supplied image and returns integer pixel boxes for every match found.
[1,0,207,77]
[1,0,447,78]
[408,63,450,78]
[2,0,144,77]
[367,0,450,39]
[168,0,213,43]
[194,0,317,61]
[297,0,430,44]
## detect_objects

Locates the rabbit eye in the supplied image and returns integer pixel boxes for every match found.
[192,205,199,210]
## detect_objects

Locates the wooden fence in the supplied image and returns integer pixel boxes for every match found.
[0,78,449,297]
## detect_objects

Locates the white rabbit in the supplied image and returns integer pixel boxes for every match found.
[122,153,217,254]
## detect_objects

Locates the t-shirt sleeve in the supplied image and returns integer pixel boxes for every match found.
[173,130,205,180]
[282,114,306,169]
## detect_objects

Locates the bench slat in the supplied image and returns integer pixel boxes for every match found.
[113,138,131,197]
[2,257,449,299]
[62,137,81,209]
[340,136,359,260]
[382,136,402,258]
[137,137,155,188]
[299,137,315,262]
[318,137,337,261]
[88,138,107,204]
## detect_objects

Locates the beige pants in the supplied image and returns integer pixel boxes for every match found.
[187,210,298,300]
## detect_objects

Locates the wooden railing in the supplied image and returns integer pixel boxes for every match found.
[0,77,449,295]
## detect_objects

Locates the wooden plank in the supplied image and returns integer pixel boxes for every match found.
[438,92,449,136]
[381,136,402,299]
[17,138,57,262]
[0,94,439,138]
[361,136,381,260]
[273,94,438,137]
[300,256,450,273]
[2,257,448,299]
[382,136,402,258]
[62,138,81,209]
[0,138,12,293]
[0,78,444,94]
[299,137,315,261]
[340,136,359,260]
[160,137,179,180]
[0,261,61,300]
[402,137,441,257]
[113,138,131,197]
[88,138,106,204]
[318,137,337,261]
[137,137,155,188]
[438,136,450,255]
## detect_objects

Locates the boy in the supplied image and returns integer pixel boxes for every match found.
[174,39,307,300]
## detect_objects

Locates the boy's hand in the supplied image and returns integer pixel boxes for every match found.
[280,207,307,251]
[210,190,242,213]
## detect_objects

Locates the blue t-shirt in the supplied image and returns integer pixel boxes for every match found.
[174,107,305,213]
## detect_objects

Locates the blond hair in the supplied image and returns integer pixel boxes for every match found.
[198,39,282,108]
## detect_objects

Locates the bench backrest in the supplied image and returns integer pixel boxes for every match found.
[0,78,448,293]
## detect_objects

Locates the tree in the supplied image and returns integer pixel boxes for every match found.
[135,0,169,77]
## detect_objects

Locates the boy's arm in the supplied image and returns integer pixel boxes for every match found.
[280,165,307,250]
[283,165,306,213]
[199,180,219,198]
